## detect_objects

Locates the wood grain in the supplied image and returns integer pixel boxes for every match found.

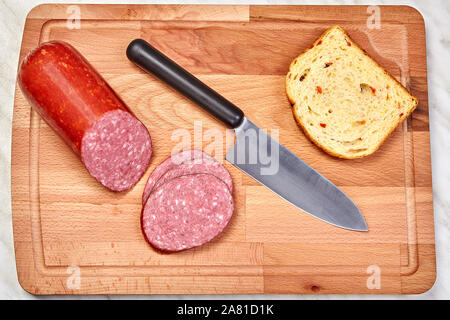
[11,4,434,294]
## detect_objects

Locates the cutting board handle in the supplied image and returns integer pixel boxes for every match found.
[126,39,244,128]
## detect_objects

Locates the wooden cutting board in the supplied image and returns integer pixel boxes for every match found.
[12,4,435,294]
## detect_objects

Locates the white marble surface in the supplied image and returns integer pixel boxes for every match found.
[0,0,448,299]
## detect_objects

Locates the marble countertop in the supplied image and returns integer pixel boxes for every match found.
[1,0,448,299]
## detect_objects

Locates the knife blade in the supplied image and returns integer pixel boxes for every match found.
[227,117,367,231]
[126,39,368,231]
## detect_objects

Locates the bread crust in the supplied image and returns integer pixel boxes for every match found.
[285,25,418,159]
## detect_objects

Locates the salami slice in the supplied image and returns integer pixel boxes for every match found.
[141,174,234,252]
[18,41,152,191]
[154,162,233,193]
[141,149,221,204]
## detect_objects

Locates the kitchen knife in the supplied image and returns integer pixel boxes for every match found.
[126,39,368,231]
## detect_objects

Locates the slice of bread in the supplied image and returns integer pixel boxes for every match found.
[286,25,418,159]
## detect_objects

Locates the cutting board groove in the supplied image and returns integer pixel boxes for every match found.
[12,4,435,294]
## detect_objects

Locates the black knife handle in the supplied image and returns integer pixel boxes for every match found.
[126,39,244,128]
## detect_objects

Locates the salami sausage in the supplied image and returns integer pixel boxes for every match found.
[141,174,234,252]
[18,41,152,191]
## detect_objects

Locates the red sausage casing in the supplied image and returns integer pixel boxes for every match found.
[18,41,152,191]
